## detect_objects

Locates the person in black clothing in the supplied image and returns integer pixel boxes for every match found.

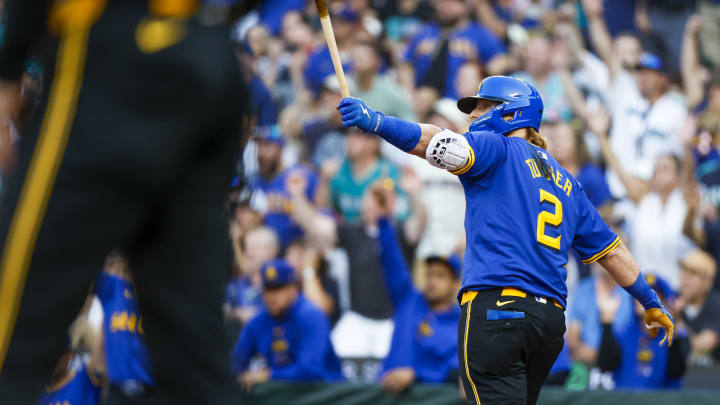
[0,1,252,403]
[597,274,689,388]
[674,249,720,363]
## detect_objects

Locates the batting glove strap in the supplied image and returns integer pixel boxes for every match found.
[623,272,661,310]
[376,114,421,152]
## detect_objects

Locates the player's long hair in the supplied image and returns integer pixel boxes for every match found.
[525,128,553,181]
[528,128,547,150]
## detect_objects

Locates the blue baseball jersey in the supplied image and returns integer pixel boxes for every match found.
[94,272,155,386]
[250,165,319,247]
[612,318,682,389]
[232,295,343,382]
[378,218,460,382]
[454,132,620,308]
[37,356,103,405]
[403,22,505,99]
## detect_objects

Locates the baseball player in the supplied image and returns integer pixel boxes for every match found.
[337,75,674,405]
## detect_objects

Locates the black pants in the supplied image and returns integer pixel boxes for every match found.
[0,2,247,404]
[458,288,565,405]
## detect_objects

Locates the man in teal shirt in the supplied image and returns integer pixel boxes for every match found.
[329,131,405,222]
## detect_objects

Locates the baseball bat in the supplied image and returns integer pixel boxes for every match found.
[314,0,350,98]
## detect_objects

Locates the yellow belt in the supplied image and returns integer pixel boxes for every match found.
[461,288,563,309]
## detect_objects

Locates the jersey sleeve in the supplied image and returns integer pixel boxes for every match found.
[451,131,508,181]
[571,182,621,264]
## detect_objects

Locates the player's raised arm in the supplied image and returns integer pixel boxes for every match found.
[336,97,442,159]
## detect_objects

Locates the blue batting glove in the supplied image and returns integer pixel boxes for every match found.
[337,97,384,133]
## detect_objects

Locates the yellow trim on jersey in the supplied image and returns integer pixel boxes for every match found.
[450,145,476,175]
[0,27,90,371]
[582,237,622,264]
[463,301,481,404]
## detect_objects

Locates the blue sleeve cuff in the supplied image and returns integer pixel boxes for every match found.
[623,273,661,310]
[374,113,421,153]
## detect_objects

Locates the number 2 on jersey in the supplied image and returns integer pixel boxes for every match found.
[537,189,562,251]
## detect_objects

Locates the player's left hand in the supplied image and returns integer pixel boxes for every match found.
[337,97,381,133]
[645,304,675,347]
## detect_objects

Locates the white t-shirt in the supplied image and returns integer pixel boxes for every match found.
[607,72,687,197]
[630,189,687,288]
[407,157,466,258]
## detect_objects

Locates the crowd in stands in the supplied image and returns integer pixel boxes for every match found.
[2,0,720,398]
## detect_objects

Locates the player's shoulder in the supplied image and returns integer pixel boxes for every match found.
[464,129,507,144]
[296,295,326,318]
[246,309,273,331]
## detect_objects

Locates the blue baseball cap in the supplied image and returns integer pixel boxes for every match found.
[426,254,462,278]
[638,52,665,73]
[260,259,296,289]
[254,125,285,146]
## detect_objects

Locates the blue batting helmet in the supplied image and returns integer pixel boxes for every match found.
[457,76,544,134]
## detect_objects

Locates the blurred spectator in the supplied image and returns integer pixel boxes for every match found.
[284,239,340,324]
[37,353,103,405]
[681,16,711,111]
[698,1,720,69]
[513,33,573,122]
[256,0,305,35]
[225,226,280,327]
[552,21,609,118]
[399,0,507,100]
[595,0,637,37]
[474,0,546,41]
[454,62,483,102]
[641,0,694,76]
[248,125,319,248]
[567,267,634,368]
[597,274,689,389]
[37,294,104,405]
[347,39,417,165]
[94,251,155,399]
[406,103,466,257]
[348,40,416,122]
[373,184,460,392]
[326,180,425,366]
[378,0,433,43]
[585,0,687,196]
[674,249,720,364]
[545,120,612,209]
[303,7,357,96]
[232,259,343,389]
[683,184,720,290]
[296,78,347,168]
[594,113,689,288]
[327,130,405,223]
